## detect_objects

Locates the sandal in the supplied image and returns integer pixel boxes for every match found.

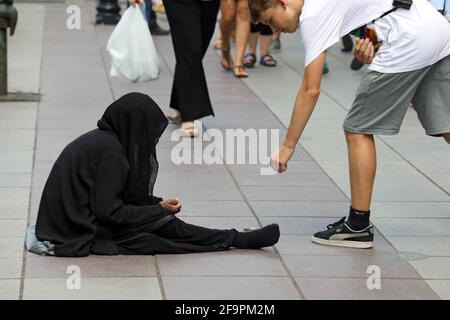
[243,53,257,68]
[260,54,277,67]
[221,47,233,71]
[167,111,182,125]
[181,121,199,138]
[233,65,248,78]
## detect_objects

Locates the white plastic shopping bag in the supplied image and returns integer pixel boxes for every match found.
[106,6,160,82]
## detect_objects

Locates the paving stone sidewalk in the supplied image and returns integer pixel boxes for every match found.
[0,0,448,300]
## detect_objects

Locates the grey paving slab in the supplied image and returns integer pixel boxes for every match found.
[0,279,21,300]
[0,258,23,278]
[227,161,324,173]
[0,204,29,220]
[409,258,450,280]
[241,186,348,201]
[0,129,35,150]
[250,201,350,217]
[372,218,450,237]
[25,254,157,278]
[283,254,420,279]
[233,172,335,187]
[296,277,439,300]
[0,150,41,173]
[0,174,31,188]
[0,119,36,129]
[23,277,162,300]
[0,238,25,258]
[259,217,343,235]
[317,160,450,202]
[387,236,450,257]
[157,250,287,276]
[426,280,450,300]
[156,167,235,186]
[0,188,29,207]
[371,202,450,218]
[163,276,301,300]
[0,219,27,238]
[155,184,243,201]
[0,102,37,119]
[174,200,253,217]
[34,145,65,162]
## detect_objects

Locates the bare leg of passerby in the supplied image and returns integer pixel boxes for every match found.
[233,0,250,77]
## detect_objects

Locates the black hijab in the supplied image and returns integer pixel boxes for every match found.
[97,93,168,204]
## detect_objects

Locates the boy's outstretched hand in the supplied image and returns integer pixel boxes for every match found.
[271,144,295,173]
[160,198,182,214]
[354,37,381,65]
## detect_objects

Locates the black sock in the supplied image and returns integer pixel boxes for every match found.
[233,224,280,249]
[347,207,370,231]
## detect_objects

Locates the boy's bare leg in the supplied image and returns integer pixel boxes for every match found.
[234,0,250,76]
[345,131,377,212]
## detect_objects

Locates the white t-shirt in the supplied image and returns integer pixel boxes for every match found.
[300,0,450,73]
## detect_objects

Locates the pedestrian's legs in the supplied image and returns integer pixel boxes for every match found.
[345,131,377,212]
[162,0,215,121]
[220,0,236,69]
[233,0,250,77]
[200,0,221,56]
[144,0,153,23]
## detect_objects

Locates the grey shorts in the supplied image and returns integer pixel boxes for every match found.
[343,55,450,136]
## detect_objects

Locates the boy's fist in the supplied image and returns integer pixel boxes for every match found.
[271,144,295,173]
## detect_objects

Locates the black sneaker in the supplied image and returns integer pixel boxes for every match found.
[311,217,373,249]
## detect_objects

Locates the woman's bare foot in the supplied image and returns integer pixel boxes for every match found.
[181,121,199,138]
[221,47,233,70]
[233,65,248,78]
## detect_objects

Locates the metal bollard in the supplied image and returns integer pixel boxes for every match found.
[0,0,17,97]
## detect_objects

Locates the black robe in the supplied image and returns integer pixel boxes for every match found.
[36,93,173,257]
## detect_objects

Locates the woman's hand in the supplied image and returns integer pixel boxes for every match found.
[130,0,144,6]
[160,198,182,214]
[271,144,296,173]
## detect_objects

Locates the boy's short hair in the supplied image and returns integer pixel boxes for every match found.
[248,0,277,24]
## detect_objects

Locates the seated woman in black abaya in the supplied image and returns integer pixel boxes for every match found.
[28,93,280,257]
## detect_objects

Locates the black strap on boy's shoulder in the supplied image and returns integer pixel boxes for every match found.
[372,0,413,23]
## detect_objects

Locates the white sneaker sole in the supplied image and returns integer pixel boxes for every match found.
[311,236,373,249]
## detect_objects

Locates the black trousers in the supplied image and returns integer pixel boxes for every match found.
[162,0,220,121]
[114,217,238,255]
